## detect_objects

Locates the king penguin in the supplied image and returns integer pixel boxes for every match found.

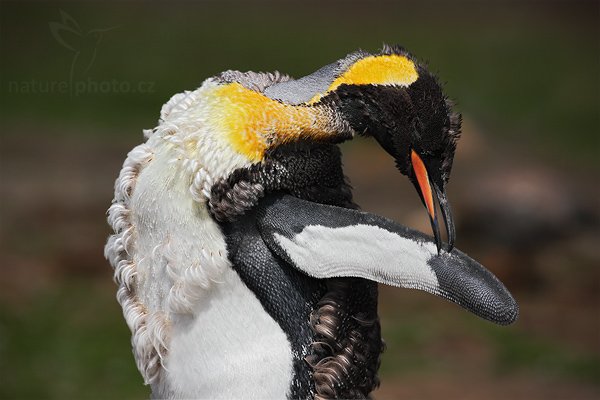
[105,44,518,399]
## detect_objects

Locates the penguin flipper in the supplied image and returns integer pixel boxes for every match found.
[254,194,518,325]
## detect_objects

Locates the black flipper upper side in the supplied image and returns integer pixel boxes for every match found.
[254,194,518,326]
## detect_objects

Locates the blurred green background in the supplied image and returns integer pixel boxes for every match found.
[0,1,598,399]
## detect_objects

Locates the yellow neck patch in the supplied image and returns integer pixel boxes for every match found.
[308,54,419,103]
[209,83,334,162]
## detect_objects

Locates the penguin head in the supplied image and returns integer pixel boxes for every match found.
[210,45,461,251]
[324,46,462,252]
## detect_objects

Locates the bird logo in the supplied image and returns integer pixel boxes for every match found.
[105,45,518,399]
[49,10,117,83]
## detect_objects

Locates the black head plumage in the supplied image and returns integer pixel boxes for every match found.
[324,45,462,252]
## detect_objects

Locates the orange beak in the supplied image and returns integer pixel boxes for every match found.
[411,150,436,222]
[411,149,450,253]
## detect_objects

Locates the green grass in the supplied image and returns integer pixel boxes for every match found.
[486,325,600,383]
[379,309,600,384]
[0,280,148,400]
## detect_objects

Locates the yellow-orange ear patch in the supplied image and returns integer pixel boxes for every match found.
[210,83,336,162]
[308,54,419,104]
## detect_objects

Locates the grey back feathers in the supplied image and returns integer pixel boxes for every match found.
[263,51,369,104]
[216,51,368,104]
[217,69,292,93]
